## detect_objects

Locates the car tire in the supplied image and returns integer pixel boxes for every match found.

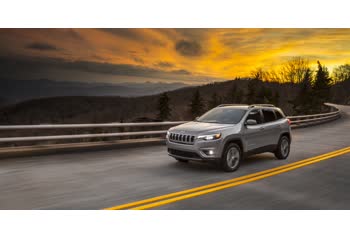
[274,135,290,160]
[175,158,189,163]
[221,143,242,172]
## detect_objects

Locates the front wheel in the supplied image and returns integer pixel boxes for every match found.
[221,143,242,172]
[274,136,290,160]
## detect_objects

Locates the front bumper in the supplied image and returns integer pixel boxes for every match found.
[166,138,223,162]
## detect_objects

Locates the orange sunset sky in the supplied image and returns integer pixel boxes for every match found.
[1,28,350,84]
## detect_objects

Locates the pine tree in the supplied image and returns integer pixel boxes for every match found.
[313,61,332,112]
[291,68,313,114]
[157,92,171,120]
[256,86,273,104]
[209,92,221,109]
[189,89,205,118]
[272,91,280,106]
[226,84,243,104]
[246,79,260,104]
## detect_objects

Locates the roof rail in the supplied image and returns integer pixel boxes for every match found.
[249,104,275,108]
[218,104,248,107]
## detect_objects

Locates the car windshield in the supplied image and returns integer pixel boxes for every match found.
[196,108,247,124]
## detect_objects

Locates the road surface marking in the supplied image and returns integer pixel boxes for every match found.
[105,146,350,210]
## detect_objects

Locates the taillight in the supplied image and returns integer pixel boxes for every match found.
[287,119,291,125]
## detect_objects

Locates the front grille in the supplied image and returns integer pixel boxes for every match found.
[169,132,195,145]
[168,148,200,159]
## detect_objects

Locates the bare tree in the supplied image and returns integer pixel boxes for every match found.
[279,57,310,84]
[250,67,269,81]
[333,64,350,84]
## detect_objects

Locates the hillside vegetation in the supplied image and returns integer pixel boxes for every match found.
[1,58,349,124]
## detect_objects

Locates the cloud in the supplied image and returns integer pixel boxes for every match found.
[0,55,194,80]
[170,69,191,75]
[26,42,60,51]
[154,61,175,68]
[175,40,202,57]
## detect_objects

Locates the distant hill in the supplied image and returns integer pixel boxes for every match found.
[0,78,348,124]
[0,79,304,124]
[0,78,188,103]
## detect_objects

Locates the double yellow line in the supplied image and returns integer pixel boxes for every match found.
[105,146,350,210]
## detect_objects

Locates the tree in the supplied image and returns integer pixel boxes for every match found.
[189,89,205,118]
[333,64,350,84]
[208,92,221,109]
[272,91,280,106]
[290,68,314,114]
[251,67,268,81]
[313,61,332,112]
[256,86,273,104]
[246,79,260,104]
[157,92,171,120]
[279,57,310,84]
[226,84,243,104]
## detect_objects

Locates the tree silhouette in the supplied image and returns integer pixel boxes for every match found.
[333,64,350,84]
[290,68,314,114]
[208,92,221,109]
[256,86,273,104]
[189,89,205,118]
[226,84,243,104]
[272,91,280,106]
[157,92,171,120]
[279,57,310,84]
[251,68,267,81]
[313,61,332,112]
[246,79,260,104]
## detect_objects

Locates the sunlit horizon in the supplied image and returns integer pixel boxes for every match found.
[1,29,350,84]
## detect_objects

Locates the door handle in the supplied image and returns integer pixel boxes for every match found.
[259,127,265,131]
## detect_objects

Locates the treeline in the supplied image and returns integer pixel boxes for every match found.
[157,82,281,120]
[157,57,350,120]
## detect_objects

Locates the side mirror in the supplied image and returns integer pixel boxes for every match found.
[245,119,257,126]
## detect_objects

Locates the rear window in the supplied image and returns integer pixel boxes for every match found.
[262,109,276,123]
[274,110,284,120]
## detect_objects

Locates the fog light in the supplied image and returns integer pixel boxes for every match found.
[208,150,214,155]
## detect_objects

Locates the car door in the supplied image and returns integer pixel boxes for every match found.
[242,109,266,152]
[261,108,280,146]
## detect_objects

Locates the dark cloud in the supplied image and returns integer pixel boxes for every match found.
[26,42,60,51]
[170,69,191,75]
[100,29,166,46]
[175,40,202,57]
[154,61,175,68]
[0,55,193,80]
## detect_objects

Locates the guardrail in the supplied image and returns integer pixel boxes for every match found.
[0,105,341,145]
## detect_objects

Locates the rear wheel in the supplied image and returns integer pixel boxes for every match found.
[274,135,290,160]
[221,143,242,172]
[175,158,189,163]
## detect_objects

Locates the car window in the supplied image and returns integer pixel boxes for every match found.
[197,108,247,124]
[246,109,263,124]
[274,110,284,120]
[262,109,276,123]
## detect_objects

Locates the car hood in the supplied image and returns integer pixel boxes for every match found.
[170,121,235,135]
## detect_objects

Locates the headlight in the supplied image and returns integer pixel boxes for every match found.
[197,133,221,141]
[166,131,170,139]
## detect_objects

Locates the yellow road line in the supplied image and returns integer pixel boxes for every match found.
[105,146,350,210]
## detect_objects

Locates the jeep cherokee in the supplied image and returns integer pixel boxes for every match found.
[166,104,291,172]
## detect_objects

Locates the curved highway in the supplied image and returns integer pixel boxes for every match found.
[0,104,349,209]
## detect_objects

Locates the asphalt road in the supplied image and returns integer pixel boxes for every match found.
[0,104,349,210]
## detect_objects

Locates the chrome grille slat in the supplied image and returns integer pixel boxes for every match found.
[169,132,195,145]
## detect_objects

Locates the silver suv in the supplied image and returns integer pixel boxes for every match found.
[166,104,291,172]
